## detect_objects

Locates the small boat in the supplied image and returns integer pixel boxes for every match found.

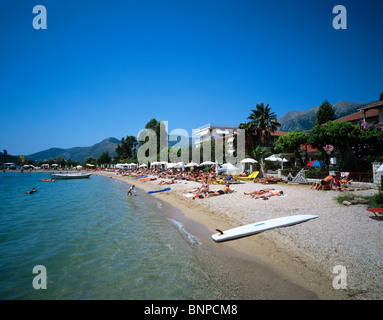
[50,173,92,180]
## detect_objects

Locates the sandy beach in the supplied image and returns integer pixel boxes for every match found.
[98,171,382,300]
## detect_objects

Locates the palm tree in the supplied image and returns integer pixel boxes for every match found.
[246,103,280,147]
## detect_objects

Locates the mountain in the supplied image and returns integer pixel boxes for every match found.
[278,100,376,132]
[26,137,122,162]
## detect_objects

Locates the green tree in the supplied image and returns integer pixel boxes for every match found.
[98,151,112,165]
[245,103,280,147]
[308,122,361,171]
[248,146,272,177]
[379,91,383,101]
[274,131,309,167]
[138,118,168,161]
[315,100,335,126]
[116,136,138,160]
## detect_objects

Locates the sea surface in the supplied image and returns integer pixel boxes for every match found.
[0,172,223,299]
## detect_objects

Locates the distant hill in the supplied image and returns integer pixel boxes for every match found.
[25,135,195,162]
[26,137,122,162]
[278,100,376,132]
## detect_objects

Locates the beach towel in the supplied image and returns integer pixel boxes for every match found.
[183,193,195,198]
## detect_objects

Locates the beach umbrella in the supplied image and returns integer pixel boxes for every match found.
[218,163,238,174]
[200,161,215,166]
[240,158,258,164]
[221,163,233,167]
[264,155,278,162]
[185,162,199,167]
[173,162,184,169]
[306,160,327,167]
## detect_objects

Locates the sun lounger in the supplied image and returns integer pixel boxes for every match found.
[238,171,259,180]
[366,208,383,217]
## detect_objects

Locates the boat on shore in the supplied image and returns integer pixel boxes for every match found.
[50,172,92,180]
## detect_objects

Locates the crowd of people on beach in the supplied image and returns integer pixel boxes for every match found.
[116,165,289,200]
[113,165,351,200]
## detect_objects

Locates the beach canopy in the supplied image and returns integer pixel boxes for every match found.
[139,163,147,168]
[240,158,258,164]
[265,155,288,162]
[221,163,233,167]
[306,160,327,167]
[200,161,215,166]
[218,164,241,175]
[167,162,184,169]
[116,164,128,169]
[185,162,199,167]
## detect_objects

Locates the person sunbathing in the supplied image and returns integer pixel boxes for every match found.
[252,190,283,199]
[205,183,234,198]
[183,179,210,195]
[158,179,179,185]
[244,188,275,196]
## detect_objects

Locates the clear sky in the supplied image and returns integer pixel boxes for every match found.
[1,0,382,155]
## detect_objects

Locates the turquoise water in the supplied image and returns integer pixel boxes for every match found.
[0,172,223,300]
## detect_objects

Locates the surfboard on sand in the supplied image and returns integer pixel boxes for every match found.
[148,187,171,194]
[212,215,318,242]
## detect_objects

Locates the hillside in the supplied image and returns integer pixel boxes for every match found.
[26,137,122,162]
[278,100,375,132]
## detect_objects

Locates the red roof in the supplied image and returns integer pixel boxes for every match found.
[271,130,289,137]
[335,109,379,123]
[360,100,383,110]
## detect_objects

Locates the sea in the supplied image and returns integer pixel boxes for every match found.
[0,172,224,300]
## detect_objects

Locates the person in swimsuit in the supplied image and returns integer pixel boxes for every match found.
[127,185,135,195]
[25,188,37,194]
[311,174,335,190]
[244,188,275,196]
[205,183,234,198]
[252,190,283,199]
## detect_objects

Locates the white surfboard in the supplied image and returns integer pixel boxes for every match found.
[212,215,318,242]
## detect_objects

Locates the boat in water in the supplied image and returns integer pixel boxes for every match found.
[50,173,92,180]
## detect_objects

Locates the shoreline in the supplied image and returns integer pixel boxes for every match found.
[98,172,382,300]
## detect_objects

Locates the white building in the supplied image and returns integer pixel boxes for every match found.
[193,124,238,155]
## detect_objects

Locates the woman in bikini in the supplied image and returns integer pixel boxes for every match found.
[252,190,283,199]
[244,188,275,196]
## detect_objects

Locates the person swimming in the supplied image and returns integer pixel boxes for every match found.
[25,188,37,194]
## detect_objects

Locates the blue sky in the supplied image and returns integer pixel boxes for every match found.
[1,0,382,155]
